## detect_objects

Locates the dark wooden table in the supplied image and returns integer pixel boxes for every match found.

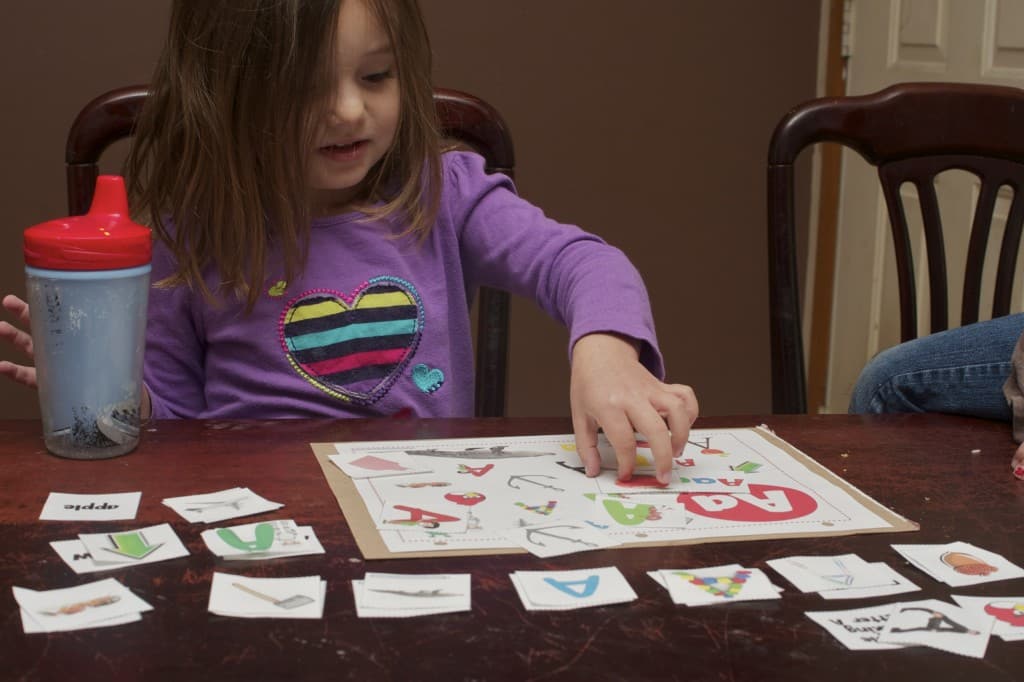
[2,414,1023,681]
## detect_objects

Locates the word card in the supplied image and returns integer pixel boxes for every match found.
[40,492,141,521]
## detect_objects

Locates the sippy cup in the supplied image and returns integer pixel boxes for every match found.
[23,175,151,459]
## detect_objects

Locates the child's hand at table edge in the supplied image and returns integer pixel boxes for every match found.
[0,294,37,388]
[570,332,698,484]
[1013,442,1024,480]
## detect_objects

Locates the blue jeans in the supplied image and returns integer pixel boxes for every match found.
[848,312,1024,420]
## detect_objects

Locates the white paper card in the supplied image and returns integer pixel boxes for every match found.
[76,523,189,567]
[878,599,992,658]
[13,578,152,633]
[512,567,636,610]
[892,542,1024,587]
[504,521,620,558]
[40,492,141,521]
[361,573,470,611]
[162,487,284,524]
[804,605,907,650]
[208,572,325,619]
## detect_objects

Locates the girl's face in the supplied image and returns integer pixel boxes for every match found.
[308,0,400,214]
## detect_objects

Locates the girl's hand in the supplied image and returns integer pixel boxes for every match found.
[0,295,37,388]
[1013,442,1024,480]
[570,332,698,484]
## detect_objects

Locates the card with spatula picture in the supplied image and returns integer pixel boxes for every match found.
[207,572,325,619]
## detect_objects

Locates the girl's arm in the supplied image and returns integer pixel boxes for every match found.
[445,152,696,481]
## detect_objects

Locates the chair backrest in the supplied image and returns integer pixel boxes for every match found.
[66,85,514,418]
[767,81,1024,414]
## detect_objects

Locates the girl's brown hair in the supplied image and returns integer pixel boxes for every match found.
[125,0,441,309]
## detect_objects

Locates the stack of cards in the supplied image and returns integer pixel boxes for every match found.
[163,487,284,523]
[50,523,190,574]
[767,554,919,600]
[200,519,325,560]
[14,578,153,633]
[352,573,471,618]
[892,541,1024,587]
[649,564,781,606]
[511,567,637,611]
[208,572,325,619]
[809,599,993,658]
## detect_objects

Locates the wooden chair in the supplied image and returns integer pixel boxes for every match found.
[66,85,514,418]
[767,82,1024,414]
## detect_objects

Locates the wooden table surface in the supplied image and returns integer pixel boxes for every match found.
[2,414,1023,681]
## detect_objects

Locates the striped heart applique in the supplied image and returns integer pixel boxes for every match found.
[279,277,424,405]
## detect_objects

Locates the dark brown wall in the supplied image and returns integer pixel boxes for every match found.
[0,1,820,420]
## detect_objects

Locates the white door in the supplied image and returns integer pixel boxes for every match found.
[821,0,1024,413]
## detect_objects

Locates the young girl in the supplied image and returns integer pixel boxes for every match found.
[0,0,696,483]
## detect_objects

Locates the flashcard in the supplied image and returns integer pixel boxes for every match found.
[200,519,325,560]
[804,605,907,651]
[352,580,469,618]
[766,554,895,593]
[511,567,637,610]
[658,565,781,606]
[13,578,152,633]
[329,450,432,479]
[892,541,1024,587]
[40,492,141,521]
[878,599,992,658]
[818,562,920,600]
[162,487,284,524]
[360,573,471,612]
[76,523,189,567]
[951,595,1024,641]
[208,572,325,619]
[504,521,621,558]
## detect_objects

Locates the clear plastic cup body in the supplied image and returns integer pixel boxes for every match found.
[26,264,150,459]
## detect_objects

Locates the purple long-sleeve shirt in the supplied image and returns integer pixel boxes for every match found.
[144,151,662,419]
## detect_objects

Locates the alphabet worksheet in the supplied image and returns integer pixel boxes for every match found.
[313,427,917,559]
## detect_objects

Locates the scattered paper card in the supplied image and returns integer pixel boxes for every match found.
[40,491,142,521]
[162,487,284,524]
[505,521,620,558]
[200,519,325,560]
[767,554,897,594]
[511,567,637,611]
[329,450,432,479]
[951,595,1024,642]
[654,564,781,605]
[877,598,992,658]
[71,523,189,569]
[804,605,907,651]
[892,541,1024,587]
[14,577,152,633]
[353,572,471,618]
[818,562,919,600]
[208,572,325,619]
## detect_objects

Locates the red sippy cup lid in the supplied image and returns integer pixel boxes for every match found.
[23,175,152,270]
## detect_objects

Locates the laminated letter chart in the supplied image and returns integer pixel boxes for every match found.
[311,427,918,560]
